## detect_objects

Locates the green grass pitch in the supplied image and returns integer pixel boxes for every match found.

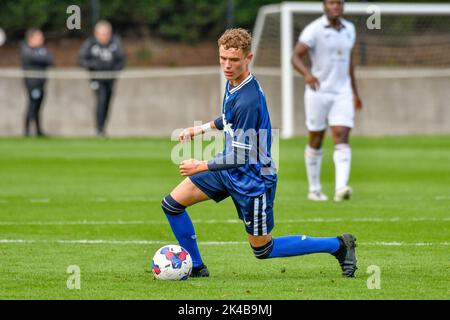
[0,136,449,300]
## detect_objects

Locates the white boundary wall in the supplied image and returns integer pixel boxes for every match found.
[1,66,450,137]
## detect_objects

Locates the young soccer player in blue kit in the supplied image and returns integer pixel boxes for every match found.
[161,29,357,278]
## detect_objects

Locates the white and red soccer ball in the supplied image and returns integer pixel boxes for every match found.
[151,245,192,280]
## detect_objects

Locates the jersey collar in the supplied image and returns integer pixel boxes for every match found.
[320,14,346,30]
[228,73,254,95]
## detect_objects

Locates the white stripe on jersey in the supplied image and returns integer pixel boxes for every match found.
[228,74,254,94]
[232,141,252,150]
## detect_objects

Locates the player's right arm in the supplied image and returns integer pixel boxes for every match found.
[291,42,320,91]
[178,116,223,143]
[349,50,363,112]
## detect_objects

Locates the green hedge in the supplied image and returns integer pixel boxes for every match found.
[1,0,449,41]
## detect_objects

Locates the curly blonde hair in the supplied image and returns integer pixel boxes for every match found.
[218,28,252,53]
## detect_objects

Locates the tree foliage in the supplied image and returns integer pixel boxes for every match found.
[0,0,449,41]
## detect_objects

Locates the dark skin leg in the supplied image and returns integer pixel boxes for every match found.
[308,130,326,149]
[330,126,351,145]
[308,126,351,149]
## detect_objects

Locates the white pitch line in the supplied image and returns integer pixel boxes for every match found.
[29,198,50,203]
[435,196,450,201]
[0,239,448,246]
[0,217,448,226]
[115,198,153,203]
[361,242,449,247]
[92,198,154,203]
[88,196,450,203]
[0,220,159,226]
[0,239,244,245]
[0,196,446,204]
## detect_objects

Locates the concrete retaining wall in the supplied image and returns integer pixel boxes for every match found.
[0,67,448,137]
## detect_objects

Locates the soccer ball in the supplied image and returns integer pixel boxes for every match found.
[151,244,192,280]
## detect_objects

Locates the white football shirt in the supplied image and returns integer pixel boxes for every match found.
[299,15,356,94]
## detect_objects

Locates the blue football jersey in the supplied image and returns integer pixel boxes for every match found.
[216,74,277,197]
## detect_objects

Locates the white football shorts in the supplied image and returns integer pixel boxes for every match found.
[304,88,355,132]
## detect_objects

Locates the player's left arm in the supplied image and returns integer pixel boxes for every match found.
[179,116,223,143]
[178,117,224,176]
[179,102,258,177]
[179,159,209,177]
[350,49,363,112]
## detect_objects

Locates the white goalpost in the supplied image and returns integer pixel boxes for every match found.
[251,2,450,138]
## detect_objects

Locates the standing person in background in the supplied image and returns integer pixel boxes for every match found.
[78,20,126,137]
[291,0,363,202]
[20,29,53,137]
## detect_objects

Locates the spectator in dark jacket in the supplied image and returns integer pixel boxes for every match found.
[78,20,126,136]
[20,29,53,137]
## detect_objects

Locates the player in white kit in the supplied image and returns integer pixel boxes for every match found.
[291,0,363,202]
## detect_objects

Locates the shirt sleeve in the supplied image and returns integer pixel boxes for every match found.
[111,36,126,71]
[214,116,224,130]
[299,24,316,49]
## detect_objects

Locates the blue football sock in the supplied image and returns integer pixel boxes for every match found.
[268,235,340,258]
[161,195,204,267]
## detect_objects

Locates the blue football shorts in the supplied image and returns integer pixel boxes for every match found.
[189,170,276,236]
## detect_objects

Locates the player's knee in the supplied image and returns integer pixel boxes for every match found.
[161,194,186,216]
[335,137,349,145]
[251,239,274,260]
[333,130,350,144]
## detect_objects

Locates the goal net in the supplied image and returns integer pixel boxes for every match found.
[251,2,450,138]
